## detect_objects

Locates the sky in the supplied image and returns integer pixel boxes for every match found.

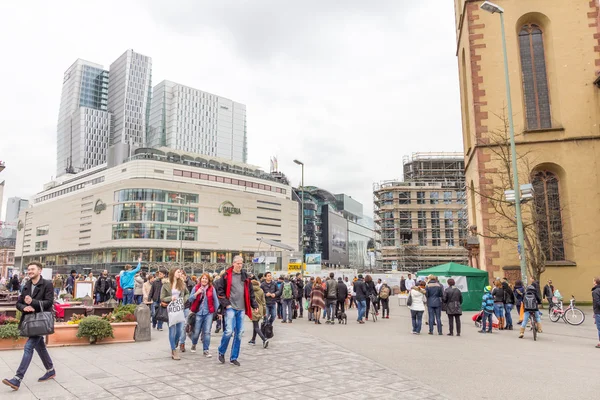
[0,0,463,220]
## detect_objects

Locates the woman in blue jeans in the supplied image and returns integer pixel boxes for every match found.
[189,273,219,357]
[160,268,189,361]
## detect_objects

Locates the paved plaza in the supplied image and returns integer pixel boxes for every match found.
[0,300,598,400]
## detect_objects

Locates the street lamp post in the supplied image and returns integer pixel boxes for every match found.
[481,1,528,284]
[175,196,187,265]
[293,160,305,267]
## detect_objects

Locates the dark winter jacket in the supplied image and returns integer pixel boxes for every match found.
[592,284,600,315]
[514,285,525,303]
[443,286,463,315]
[148,279,163,302]
[304,281,313,299]
[16,277,54,325]
[216,267,258,319]
[260,280,279,306]
[491,287,505,303]
[425,280,444,308]
[325,278,338,300]
[354,279,367,302]
[365,280,377,297]
[295,278,304,300]
[543,284,555,300]
[337,281,348,301]
[502,282,515,304]
[94,276,112,296]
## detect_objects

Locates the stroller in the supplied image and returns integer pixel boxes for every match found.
[472,311,499,329]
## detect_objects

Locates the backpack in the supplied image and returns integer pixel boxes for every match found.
[379,286,390,299]
[327,280,337,298]
[523,292,538,310]
[282,282,293,300]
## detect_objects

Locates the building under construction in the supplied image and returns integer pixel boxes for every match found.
[373,152,468,272]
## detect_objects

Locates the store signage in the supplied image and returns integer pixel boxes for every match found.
[94,199,107,214]
[288,263,303,273]
[219,201,241,216]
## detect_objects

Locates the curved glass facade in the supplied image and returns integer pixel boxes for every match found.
[114,189,198,204]
[112,223,197,241]
[113,203,198,223]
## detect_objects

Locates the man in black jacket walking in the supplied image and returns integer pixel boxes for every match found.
[295,273,304,318]
[148,269,166,330]
[354,275,368,323]
[592,277,600,349]
[94,270,112,304]
[3,262,55,391]
[336,277,348,317]
[260,272,278,324]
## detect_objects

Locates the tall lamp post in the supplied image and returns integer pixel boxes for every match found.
[293,159,305,267]
[175,196,188,265]
[480,1,528,284]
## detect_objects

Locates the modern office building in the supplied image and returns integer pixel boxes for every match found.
[373,153,468,272]
[107,49,153,149]
[14,148,298,274]
[148,81,247,163]
[454,0,600,300]
[56,59,110,176]
[295,187,374,268]
[6,197,29,223]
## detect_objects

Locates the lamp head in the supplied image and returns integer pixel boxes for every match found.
[293,159,303,166]
[481,1,504,14]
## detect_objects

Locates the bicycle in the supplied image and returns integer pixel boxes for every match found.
[530,311,538,341]
[548,296,585,325]
[369,295,378,322]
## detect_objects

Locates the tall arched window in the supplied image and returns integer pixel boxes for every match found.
[532,171,564,261]
[519,24,551,130]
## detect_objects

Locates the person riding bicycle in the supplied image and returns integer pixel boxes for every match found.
[519,285,543,338]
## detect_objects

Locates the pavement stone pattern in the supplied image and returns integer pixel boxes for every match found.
[0,323,448,400]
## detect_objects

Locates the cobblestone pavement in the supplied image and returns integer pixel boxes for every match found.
[0,321,448,400]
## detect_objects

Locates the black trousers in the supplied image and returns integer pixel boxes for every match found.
[296,298,303,317]
[380,298,389,318]
[336,300,345,315]
[251,320,266,342]
[448,314,461,335]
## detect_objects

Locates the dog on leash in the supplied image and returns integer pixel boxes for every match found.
[337,311,347,325]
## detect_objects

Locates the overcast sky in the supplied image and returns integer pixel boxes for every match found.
[0,0,462,220]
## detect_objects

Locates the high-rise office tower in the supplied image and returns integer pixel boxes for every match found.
[56,59,110,176]
[107,49,152,148]
[148,80,247,163]
[6,197,29,223]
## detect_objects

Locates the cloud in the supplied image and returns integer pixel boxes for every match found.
[0,0,462,220]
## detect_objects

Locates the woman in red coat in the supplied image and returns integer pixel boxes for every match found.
[115,275,123,304]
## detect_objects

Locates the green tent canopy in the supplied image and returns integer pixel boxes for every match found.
[416,263,489,311]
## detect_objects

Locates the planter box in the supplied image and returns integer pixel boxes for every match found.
[47,322,137,347]
[0,337,28,351]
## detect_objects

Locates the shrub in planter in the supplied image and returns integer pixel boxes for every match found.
[0,324,20,340]
[67,313,85,325]
[0,315,19,325]
[114,304,137,314]
[111,310,137,323]
[76,316,114,344]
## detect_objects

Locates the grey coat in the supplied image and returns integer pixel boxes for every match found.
[443,287,463,315]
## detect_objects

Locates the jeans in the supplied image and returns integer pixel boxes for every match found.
[296,298,303,317]
[168,322,184,350]
[428,306,442,334]
[265,304,277,324]
[595,314,600,341]
[134,295,143,305]
[448,314,461,335]
[54,288,60,298]
[180,308,190,345]
[493,303,505,318]
[282,299,293,322]
[380,298,389,318]
[152,301,163,329]
[191,313,214,351]
[336,300,346,316]
[251,320,266,342]
[326,299,336,321]
[356,299,366,321]
[521,310,541,328]
[481,311,493,332]
[411,310,424,333]
[122,288,134,305]
[15,336,54,379]
[218,308,245,361]
[504,303,514,326]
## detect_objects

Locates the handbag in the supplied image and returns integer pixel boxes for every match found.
[19,311,55,337]
[167,298,186,326]
[407,293,413,307]
[156,304,169,322]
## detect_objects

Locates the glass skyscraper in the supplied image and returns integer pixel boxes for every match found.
[56,60,110,176]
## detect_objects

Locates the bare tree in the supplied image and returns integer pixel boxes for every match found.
[469,109,571,282]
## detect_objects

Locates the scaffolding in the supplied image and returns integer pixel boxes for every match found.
[373,152,468,272]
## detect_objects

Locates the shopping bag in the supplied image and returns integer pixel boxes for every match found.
[491,314,499,329]
[167,298,185,326]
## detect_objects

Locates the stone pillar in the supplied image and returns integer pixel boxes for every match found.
[134,303,151,342]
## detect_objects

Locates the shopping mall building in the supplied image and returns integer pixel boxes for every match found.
[14,148,299,274]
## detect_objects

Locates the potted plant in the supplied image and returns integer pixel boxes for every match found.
[76,316,114,344]
[0,315,26,350]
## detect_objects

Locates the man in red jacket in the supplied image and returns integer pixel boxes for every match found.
[217,256,258,366]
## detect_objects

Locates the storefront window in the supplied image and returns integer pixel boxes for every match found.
[152,249,164,262]
[165,249,178,262]
[217,252,226,263]
[112,223,197,241]
[114,189,198,204]
[200,252,211,262]
[184,250,194,262]
[113,203,197,223]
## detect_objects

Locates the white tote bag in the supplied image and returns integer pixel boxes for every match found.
[167,298,186,326]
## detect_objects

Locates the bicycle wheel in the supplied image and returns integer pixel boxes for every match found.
[564,308,585,326]
[371,309,377,322]
[532,321,537,341]
[549,309,561,323]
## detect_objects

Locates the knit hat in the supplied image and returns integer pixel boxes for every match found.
[484,285,492,292]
